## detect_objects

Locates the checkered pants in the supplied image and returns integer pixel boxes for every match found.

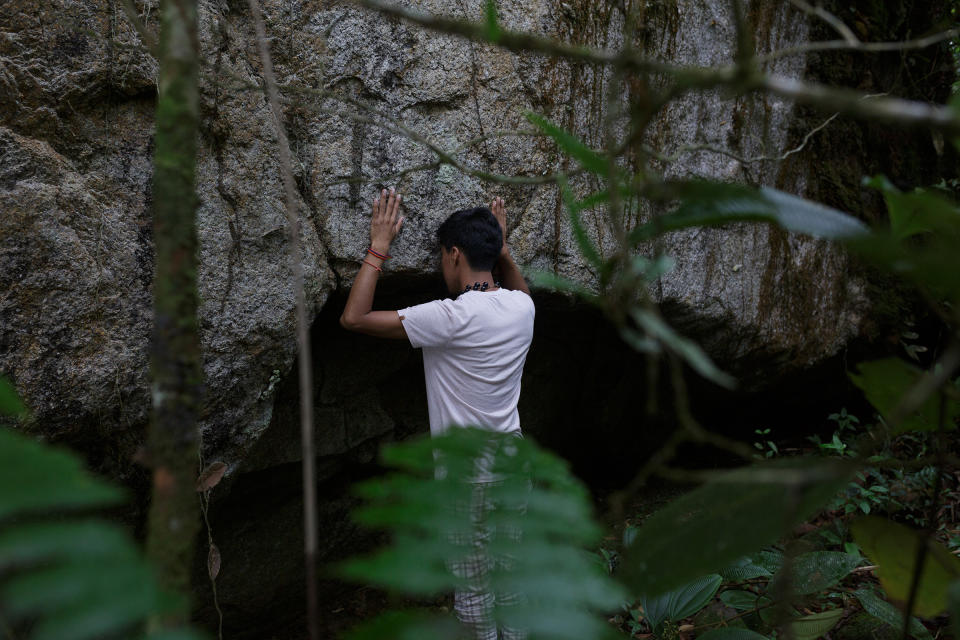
[447,445,528,640]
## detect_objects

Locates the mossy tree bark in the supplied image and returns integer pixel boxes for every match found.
[145,0,202,625]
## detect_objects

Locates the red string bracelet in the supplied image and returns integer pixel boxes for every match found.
[362,260,382,272]
[367,248,391,260]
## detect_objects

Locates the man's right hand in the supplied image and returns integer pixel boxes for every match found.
[491,196,508,256]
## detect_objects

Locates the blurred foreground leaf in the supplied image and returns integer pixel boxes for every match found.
[621,458,850,597]
[849,358,959,433]
[343,428,625,640]
[851,516,960,617]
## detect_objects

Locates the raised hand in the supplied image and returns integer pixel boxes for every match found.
[490,196,508,255]
[371,187,404,253]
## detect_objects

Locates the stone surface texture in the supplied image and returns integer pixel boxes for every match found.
[0,0,947,633]
[2,0,867,463]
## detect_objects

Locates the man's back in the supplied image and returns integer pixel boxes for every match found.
[399,288,534,436]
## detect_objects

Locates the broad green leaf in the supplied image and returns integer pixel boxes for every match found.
[854,589,932,640]
[787,608,844,640]
[483,0,501,41]
[525,113,608,176]
[0,377,27,417]
[718,557,772,581]
[864,175,959,241]
[751,549,784,574]
[630,308,736,388]
[950,579,960,640]
[719,589,771,611]
[758,187,868,239]
[767,551,860,596]
[851,516,960,617]
[697,629,769,640]
[621,458,850,596]
[641,574,721,631]
[628,181,867,244]
[849,358,960,433]
[850,183,960,302]
[0,429,125,520]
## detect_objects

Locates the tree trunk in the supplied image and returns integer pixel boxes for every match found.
[145,0,202,626]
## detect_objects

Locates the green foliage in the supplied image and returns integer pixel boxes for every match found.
[639,574,722,634]
[620,458,850,597]
[0,377,27,418]
[852,177,960,304]
[526,113,611,177]
[854,589,932,640]
[483,0,500,42]
[342,428,625,640]
[849,358,959,433]
[787,608,844,640]
[629,182,868,245]
[767,551,860,596]
[851,516,960,617]
[0,377,203,640]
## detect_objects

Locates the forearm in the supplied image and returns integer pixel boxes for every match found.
[496,250,529,296]
[340,251,386,325]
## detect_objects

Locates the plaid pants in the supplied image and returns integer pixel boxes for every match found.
[447,442,528,640]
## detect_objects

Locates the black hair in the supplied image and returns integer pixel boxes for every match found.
[435,207,502,271]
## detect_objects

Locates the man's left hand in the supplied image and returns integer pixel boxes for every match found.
[371,187,404,253]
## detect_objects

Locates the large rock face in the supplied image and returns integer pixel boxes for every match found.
[3,0,865,462]
[0,0,951,634]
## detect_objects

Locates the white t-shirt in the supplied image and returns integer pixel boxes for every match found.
[398,288,535,437]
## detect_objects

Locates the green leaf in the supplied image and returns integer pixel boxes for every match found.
[854,588,933,640]
[718,589,771,611]
[787,608,844,640]
[483,0,501,41]
[2,558,163,640]
[767,551,860,596]
[0,429,125,521]
[342,428,626,640]
[849,358,960,433]
[697,629,769,640]
[0,377,27,417]
[529,271,598,299]
[630,308,736,389]
[949,579,960,640]
[620,458,850,597]
[628,181,867,244]
[558,175,604,269]
[757,187,868,239]
[640,574,722,631]
[851,516,960,617]
[850,183,960,303]
[0,520,138,568]
[718,557,772,581]
[525,113,608,176]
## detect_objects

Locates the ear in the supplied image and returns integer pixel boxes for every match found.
[451,246,461,265]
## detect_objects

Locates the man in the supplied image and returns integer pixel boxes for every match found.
[340,187,534,639]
